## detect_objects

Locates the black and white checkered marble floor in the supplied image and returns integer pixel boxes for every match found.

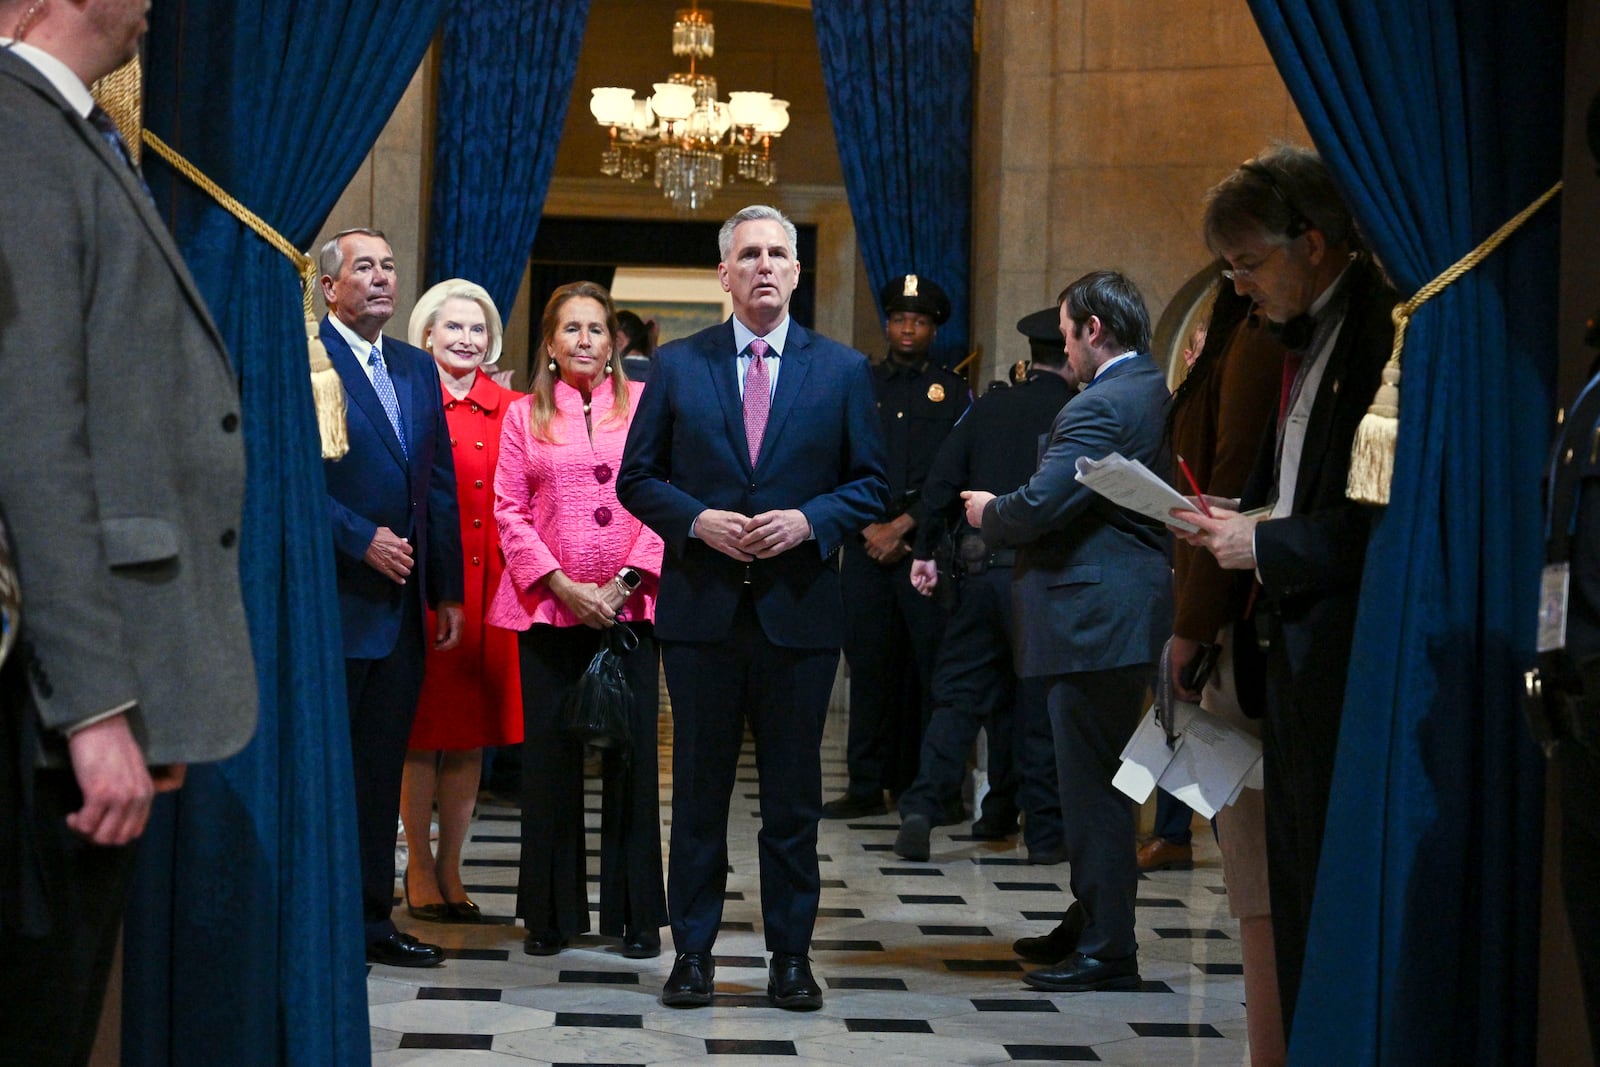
[371,702,1251,1065]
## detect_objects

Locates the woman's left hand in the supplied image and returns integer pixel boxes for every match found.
[548,570,616,629]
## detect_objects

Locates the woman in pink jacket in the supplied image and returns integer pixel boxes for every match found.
[488,281,666,959]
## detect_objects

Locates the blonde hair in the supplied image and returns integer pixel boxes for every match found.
[408,279,504,366]
[528,281,630,443]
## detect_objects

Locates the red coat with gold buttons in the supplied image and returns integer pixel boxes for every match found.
[410,369,523,749]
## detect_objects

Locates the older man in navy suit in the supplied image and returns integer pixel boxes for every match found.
[964,271,1172,993]
[319,228,464,968]
[618,204,888,1011]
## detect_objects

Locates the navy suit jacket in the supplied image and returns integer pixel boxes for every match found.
[321,317,463,659]
[981,353,1174,678]
[617,317,889,648]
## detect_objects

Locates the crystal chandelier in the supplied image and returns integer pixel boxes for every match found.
[588,4,789,212]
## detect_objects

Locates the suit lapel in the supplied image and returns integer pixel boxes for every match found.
[704,321,754,470]
[320,318,407,469]
[0,54,232,367]
[757,323,813,471]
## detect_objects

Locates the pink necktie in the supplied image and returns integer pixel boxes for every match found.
[743,339,771,464]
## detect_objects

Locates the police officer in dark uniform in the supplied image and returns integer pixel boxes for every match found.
[824,275,970,818]
[893,308,1073,861]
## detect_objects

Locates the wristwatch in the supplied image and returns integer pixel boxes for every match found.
[616,566,643,590]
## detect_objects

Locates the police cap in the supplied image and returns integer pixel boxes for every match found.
[881,274,951,326]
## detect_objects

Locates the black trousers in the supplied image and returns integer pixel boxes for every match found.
[1559,738,1600,1063]
[516,623,666,939]
[896,567,1061,848]
[1047,664,1151,960]
[0,767,139,1066]
[662,594,837,955]
[840,542,947,797]
[344,591,427,942]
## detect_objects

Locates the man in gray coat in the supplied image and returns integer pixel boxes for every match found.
[963,271,1172,992]
[0,1,258,1061]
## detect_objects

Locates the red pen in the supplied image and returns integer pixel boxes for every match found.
[1176,454,1214,518]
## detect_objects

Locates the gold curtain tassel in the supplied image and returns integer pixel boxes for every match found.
[1345,180,1563,506]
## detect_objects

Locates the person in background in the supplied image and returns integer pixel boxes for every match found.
[826,274,968,819]
[892,306,1072,865]
[1172,145,1394,1034]
[617,309,656,383]
[319,228,465,969]
[1166,277,1287,1065]
[967,271,1172,993]
[489,281,667,960]
[398,280,523,924]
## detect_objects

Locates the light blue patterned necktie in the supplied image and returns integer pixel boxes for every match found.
[368,345,408,458]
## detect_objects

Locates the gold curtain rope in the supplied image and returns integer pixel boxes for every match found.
[141,129,317,309]
[1346,180,1563,505]
[139,129,348,458]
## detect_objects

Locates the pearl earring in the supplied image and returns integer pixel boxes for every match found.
[604,363,613,376]
[548,359,557,373]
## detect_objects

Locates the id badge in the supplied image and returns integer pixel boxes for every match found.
[1537,562,1570,653]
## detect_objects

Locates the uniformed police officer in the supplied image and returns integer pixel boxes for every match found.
[893,308,1072,861]
[824,275,970,818]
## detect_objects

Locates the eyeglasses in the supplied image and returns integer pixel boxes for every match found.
[1220,242,1287,282]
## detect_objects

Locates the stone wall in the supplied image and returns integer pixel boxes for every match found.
[971,0,1307,381]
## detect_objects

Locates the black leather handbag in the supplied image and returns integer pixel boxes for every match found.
[560,622,637,754]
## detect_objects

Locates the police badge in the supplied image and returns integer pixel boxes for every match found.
[927,383,945,402]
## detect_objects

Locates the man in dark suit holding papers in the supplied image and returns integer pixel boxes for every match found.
[1171,146,1393,1034]
[964,271,1172,992]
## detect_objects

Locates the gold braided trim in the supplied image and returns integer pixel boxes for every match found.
[89,57,143,165]
[139,131,348,459]
[1346,181,1563,505]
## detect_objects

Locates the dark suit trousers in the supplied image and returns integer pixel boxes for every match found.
[345,590,427,942]
[1261,631,1346,1034]
[1047,664,1152,960]
[515,623,666,940]
[841,542,946,796]
[661,593,837,955]
[896,567,1061,848]
[0,768,139,1066]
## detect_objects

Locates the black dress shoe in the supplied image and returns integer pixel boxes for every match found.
[894,813,931,861]
[1023,951,1140,992]
[970,810,1020,840]
[1027,845,1067,866]
[366,931,444,968]
[662,951,715,1007]
[1013,901,1085,964]
[403,871,449,923]
[523,929,567,956]
[767,952,823,1011]
[621,927,661,959]
[444,898,481,923]
[820,791,887,819]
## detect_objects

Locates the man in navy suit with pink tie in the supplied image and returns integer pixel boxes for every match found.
[619,204,888,1011]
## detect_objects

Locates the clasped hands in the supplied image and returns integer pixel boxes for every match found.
[549,569,634,630]
[696,508,811,563]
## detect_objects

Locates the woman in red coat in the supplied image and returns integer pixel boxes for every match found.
[399,279,523,922]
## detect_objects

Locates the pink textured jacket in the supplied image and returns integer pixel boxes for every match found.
[487,378,664,630]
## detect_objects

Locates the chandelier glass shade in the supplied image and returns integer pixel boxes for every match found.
[588,6,788,211]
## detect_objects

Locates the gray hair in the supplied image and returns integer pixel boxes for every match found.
[1202,144,1357,253]
[717,205,798,261]
[408,279,504,366]
[317,227,388,279]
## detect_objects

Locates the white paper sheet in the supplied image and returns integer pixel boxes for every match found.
[1074,452,1201,532]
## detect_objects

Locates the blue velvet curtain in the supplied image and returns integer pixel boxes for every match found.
[425,0,590,314]
[812,1,973,368]
[1245,2,1564,1062]
[124,4,447,1063]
